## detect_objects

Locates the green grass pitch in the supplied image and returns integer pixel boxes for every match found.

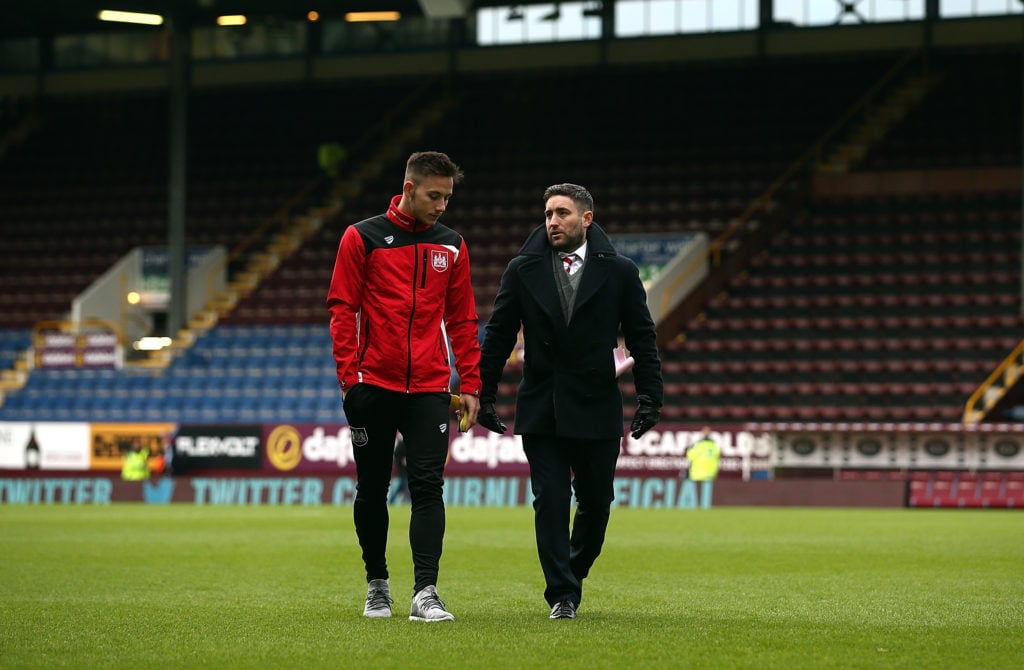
[1,505,1021,669]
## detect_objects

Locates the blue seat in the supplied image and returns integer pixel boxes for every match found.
[124,394,147,416]
[92,397,115,421]
[51,396,74,421]
[166,376,190,398]
[0,393,27,420]
[107,404,131,421]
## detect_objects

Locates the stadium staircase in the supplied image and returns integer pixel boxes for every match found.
[153,77,455,358]
[817,66,941,174]
[216,84,453,326]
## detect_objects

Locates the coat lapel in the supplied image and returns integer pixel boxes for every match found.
[520,253,568,330]
[571,255,610,322]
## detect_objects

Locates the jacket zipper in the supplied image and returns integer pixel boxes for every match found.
[405,245,421,392]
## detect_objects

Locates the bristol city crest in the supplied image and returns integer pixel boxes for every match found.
[431,249,450,272]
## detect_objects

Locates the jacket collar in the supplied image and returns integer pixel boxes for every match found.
[517,222,617,257]
[386,195,418,232]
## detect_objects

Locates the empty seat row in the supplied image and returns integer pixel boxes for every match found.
[738,271,1018,292]
[908,471,1024,508]
[662,381,976,399]
[656,403,965,423]
[786,229,1018,248]
[710,292,1019,316]
[659,357,991,386]
[749,250,1018,273]
[679,336,1017,355]
[690,313,1022,335]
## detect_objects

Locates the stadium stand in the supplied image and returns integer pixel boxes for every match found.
[0,46,1021,433]
[2,324,338,424]
[0,77,440,418]
[0,78,435,330]
[658,48,1022,425]
[665,187,1023,422]
[208,54,901,410]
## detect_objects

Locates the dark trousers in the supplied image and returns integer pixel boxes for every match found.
[522,433,621,608]
[343,384,451,593]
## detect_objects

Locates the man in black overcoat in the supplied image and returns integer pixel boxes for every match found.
[478,183,664,620]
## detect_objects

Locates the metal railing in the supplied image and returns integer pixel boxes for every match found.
[963,339,1024,424]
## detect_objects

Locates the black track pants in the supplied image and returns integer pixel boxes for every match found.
[343,383,452,593]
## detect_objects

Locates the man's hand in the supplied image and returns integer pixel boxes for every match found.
[451,394,480,431]
[477,397,507,434]
[459,393,479,431]
[630,394,661,439]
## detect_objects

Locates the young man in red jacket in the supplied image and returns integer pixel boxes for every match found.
[327,151,481,622]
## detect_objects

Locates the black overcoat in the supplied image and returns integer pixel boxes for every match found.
[480,223,664,440]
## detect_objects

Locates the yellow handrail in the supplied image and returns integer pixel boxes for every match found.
[227,176,323,263]
[962,338,1024,423]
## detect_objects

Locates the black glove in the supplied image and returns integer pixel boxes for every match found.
[630,394,661,439]
[477,397,507,434]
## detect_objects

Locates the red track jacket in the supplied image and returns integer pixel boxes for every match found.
[327,195,482,396]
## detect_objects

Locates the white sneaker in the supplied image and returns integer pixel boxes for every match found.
[363,578,392,618]
[409,585,455,622]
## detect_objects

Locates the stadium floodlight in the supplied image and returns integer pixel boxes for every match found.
[97,10,164,26]
[216,15,247,26]
[345,11,402,22]
[133,337,172,351]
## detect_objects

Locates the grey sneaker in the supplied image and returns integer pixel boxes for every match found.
[409,585,455,622]
[363,578,392,618]
[549,600,577,619]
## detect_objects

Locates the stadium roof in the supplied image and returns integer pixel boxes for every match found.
[0,1,541,39]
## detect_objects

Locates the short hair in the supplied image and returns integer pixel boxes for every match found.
[405,151,464,184]
[543,183,594,215]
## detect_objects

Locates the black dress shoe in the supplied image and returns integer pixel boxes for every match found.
[549,600,577,619]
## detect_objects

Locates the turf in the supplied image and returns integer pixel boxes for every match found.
[1,505,1021,669]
